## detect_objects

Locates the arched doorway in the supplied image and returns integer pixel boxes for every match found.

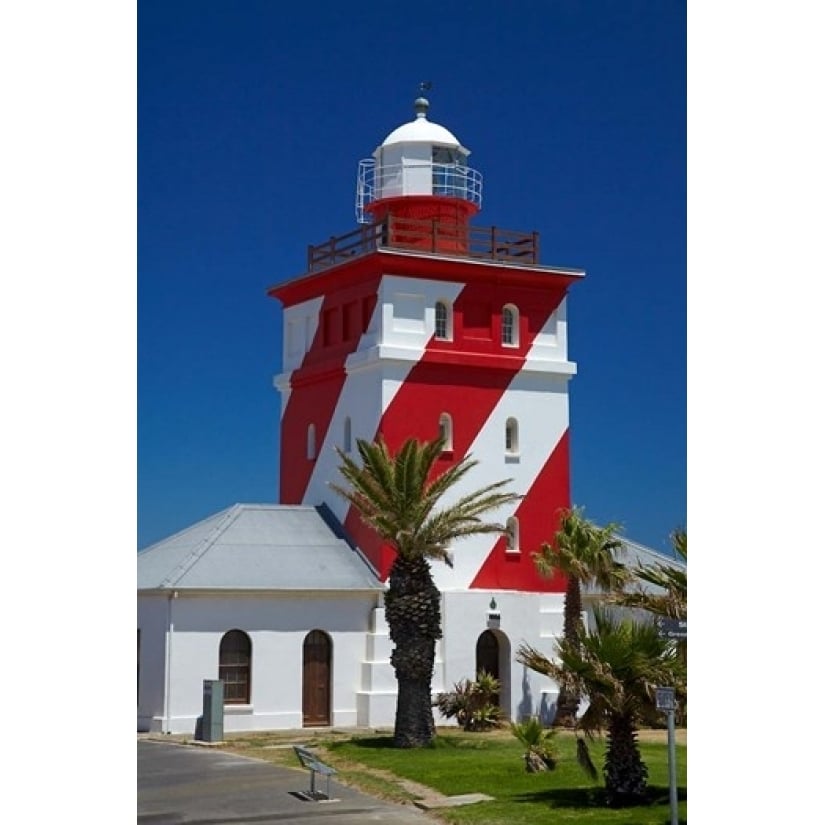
[475,629,511,719]
[476,630,499,680]
[476,630,500,709]
[302,630,331,726]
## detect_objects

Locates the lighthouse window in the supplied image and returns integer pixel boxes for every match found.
[343,301,358,341]
[435,300,452,340]
[505,418,519,455]
[438,412,453,451]
[343,417,352,454]
[432,146,460,165]
[506,517,520,554]
[502,305,519,347]
[322,308,337,346]
[307,424,317,460]
[432,147,465,198]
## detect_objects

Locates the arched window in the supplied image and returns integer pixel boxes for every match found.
[343,416,352,454]
[219,630,251,704]
[438,412,453,451]
[506,517,520,554]
[502,304,519,347]
[435,300,452,341]
[505,418,519,455]
[307,423,316,460]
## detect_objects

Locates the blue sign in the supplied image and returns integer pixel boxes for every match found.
[656,687,676,711]
[658,618,687,639]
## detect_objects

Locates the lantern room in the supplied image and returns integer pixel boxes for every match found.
[355,96,483,233]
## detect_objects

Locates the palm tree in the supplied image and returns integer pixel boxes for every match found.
[531,507,627,727]
[609,528,687,619]
[331,435,520,747]
[516,608,685,807]
[609,528,687,722]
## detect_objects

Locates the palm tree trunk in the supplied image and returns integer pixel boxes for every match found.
[553,576,582,728]
[384,554,441,747]
[604,713,649,806]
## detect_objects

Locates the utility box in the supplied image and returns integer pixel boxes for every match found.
[201,679,224,742]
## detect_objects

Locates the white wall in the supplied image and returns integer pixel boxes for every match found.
[439,590,565,726]
[138,590,379,735]
[280,295,324,376]
[139,587,570,734]
[137,594,171,732]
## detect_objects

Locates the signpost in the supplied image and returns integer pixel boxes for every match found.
[655,617,685,824]
[655,687,679,825]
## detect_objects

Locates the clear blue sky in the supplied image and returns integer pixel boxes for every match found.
[138,0,686,555]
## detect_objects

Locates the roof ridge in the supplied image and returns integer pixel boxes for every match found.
[619,536,685,569]
[139,504,326,552]
[315,503,381,580]
[158,504,244,588]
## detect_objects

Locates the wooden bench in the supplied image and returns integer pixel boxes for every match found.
[292,745,337,801]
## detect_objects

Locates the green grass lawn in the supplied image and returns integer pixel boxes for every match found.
[323,728,686,825]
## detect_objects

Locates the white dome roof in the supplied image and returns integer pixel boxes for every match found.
[379,97,467,151]
[381,117,461,148]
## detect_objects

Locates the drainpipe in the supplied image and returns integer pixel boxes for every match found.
[163,590,177,734]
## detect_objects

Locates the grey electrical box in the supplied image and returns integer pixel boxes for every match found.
[201,679,224,742]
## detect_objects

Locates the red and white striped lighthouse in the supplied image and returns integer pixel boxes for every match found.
[269,96,582,596]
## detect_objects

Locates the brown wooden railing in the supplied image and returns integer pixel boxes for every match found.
[307,217,539,272]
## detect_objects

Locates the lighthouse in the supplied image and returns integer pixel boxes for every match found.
[269,95,582,719]
[138,95,683,736]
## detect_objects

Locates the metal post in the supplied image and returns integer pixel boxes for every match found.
[656,686,679,825]
[667,706,678,825]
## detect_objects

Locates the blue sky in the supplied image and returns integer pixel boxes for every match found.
[138,0,686,554]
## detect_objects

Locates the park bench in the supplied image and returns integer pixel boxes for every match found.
[292,745,337,801]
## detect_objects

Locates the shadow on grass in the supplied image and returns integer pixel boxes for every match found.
[646,784,687,804]
[512,785,686,808]
[328,736,396,750]
[512,786,606,807]
[329,735,478,751]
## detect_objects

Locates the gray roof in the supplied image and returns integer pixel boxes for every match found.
[137,504,382,592]
[585,536,687,597]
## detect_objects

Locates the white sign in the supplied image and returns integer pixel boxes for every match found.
[656,687,676,711]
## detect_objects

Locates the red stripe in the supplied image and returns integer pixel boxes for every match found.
[469,430,570,591]
[344,278,570,579]
[279,277,380,504]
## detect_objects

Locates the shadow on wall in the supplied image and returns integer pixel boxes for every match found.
[517,665,558,726]
[517,666,534,720]
[539,693,557,726]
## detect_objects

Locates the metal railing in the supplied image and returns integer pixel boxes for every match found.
[307,217,539,272]
[356,159,483,223]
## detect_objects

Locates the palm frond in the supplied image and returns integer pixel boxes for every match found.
[331,435,518,566]
[610,528,687,619]
[520,606,684,739]
[515,643,557,679]
[533,507,625,591]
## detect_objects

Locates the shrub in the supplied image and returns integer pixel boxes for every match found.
[434,670,503,731]
[510,716,558,772]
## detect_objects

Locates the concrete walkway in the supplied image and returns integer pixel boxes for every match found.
[138,737,442,824]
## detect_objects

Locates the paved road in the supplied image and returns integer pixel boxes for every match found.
[138,738,438,824]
